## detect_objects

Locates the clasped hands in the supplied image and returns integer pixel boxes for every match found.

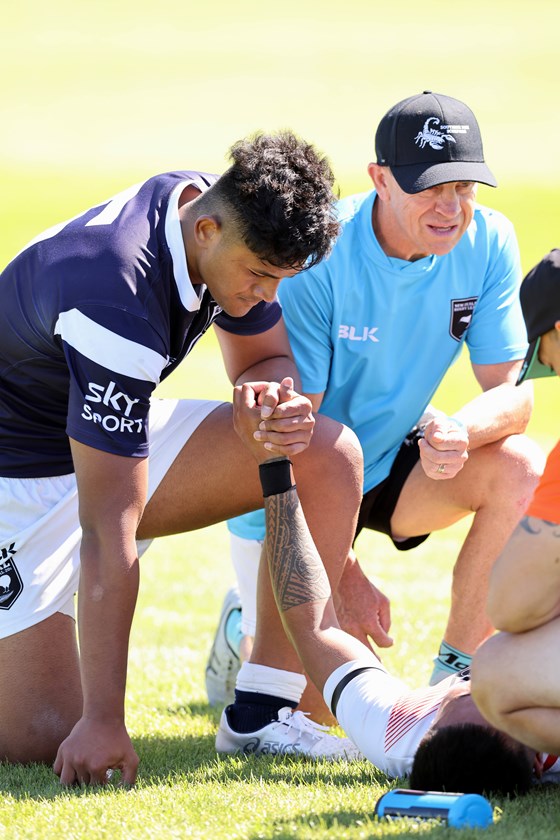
[233,376,314,464]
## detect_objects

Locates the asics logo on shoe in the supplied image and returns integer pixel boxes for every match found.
[338,325,379,343]
[237,738,308,756]
[240,738,261,755]
[216,706,363,761]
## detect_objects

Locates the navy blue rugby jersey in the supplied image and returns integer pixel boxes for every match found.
[0,171,282,478]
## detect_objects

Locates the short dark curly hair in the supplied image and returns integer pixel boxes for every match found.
[202,131,339,269]
[409,724,533,797]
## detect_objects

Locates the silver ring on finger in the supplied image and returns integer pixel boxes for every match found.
[436,463,445,474]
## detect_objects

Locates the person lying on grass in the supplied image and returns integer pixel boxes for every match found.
[232,380,559,795]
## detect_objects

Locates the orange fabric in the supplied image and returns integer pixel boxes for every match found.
[526,440,560,524]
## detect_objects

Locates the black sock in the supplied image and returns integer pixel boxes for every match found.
[226,690,297,733]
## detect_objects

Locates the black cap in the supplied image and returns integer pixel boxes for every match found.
[375,91,497,194]
[517,249,560,383]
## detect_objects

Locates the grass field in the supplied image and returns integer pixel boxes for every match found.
[3,0,560,837]
[2,328,560,839]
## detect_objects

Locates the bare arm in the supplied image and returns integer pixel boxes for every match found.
[487,515,560,633]
[263,472,378,693]
[419,361,533,480]
[217,318,317,457]
[299,390,393,650]
[53,440,144,786]
[454,360,533,449]
[311,361,532,459]
[214,318,301,388]
[232,379,375,691]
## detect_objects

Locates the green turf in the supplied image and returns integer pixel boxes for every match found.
[2,0,560,836]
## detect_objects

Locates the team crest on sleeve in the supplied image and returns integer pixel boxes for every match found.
[0,543,23,610]
[449,297,478,342]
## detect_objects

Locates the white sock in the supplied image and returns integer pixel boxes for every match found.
[236,662,306,704]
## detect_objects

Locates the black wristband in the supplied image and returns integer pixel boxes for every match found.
[259,458,295,497]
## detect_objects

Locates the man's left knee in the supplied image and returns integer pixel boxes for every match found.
[486,434,545,495]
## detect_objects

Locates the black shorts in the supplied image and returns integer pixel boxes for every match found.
[354,430,429,552]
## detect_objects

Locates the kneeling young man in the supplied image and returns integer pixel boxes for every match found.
[0,132,364,785]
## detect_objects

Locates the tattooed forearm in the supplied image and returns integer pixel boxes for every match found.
[519,515,560,539]
[265,488,331,612]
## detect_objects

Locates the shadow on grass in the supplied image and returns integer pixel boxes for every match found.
[242,785,560,840]
[162,699,222,721]
[136,731,390,789]
[2,721,556,829]
[245,809,450,840]
[0,729,386,802]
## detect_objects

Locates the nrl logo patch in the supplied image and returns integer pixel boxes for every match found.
[0,543,23,610]
[449,297,478,342]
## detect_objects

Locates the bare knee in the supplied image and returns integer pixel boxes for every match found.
[301,416,363,496]
[1,705,79,766]
[295,417,363,580]
[476,434,545,513]
[0,614,82,765]
[500,434,543,488]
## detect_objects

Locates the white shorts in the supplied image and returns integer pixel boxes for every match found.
[0,398,222,639]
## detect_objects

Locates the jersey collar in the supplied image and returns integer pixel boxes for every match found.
[165,179,207,311]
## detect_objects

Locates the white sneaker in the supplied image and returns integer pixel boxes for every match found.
[216,706,363,760]
[205,588,242,706]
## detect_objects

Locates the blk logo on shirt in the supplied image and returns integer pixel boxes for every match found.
[338,325,379,343]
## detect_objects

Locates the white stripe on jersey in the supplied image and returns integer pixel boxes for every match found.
[54,309,167,383]
[85,182,144,227]
[14,182,147,257]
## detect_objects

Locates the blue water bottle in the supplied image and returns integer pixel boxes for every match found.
[374,789,493,829]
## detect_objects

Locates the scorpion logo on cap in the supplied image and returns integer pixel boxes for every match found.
[414,117,457,150]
